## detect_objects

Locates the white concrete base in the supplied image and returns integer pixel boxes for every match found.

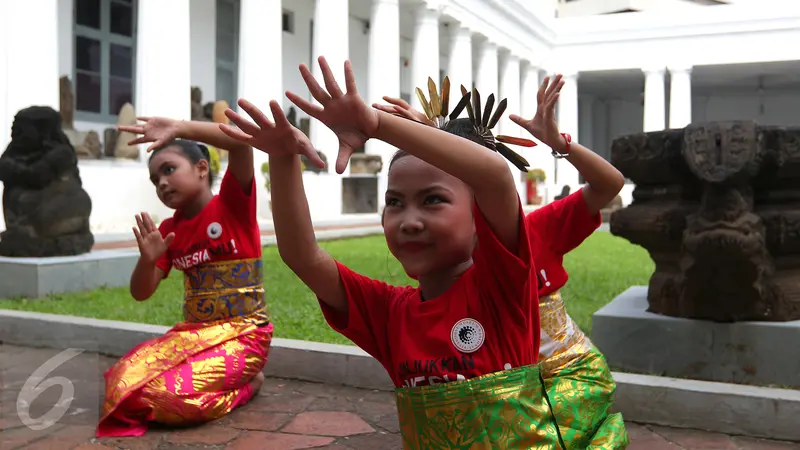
[0,226,384,300]
[0,309,798,441]
[0,249,139,299]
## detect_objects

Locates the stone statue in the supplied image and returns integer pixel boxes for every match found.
[0,106,94,257]
[609,121,800,322]
[59,76,74,130]
[554,185,571,201]
[191,86,205,121]
[114,102,139,159]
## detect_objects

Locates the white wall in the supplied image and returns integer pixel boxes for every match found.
[190,0,217,102]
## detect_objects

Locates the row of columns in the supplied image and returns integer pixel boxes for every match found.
[643,65,693,132]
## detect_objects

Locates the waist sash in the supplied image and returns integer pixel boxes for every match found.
[183,258,268,324]
[395,364,566,449]
[539,290,593,377]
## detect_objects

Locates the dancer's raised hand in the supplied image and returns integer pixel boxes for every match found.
[133,212,173,264]
[286,56,379,174]
[509,74,566,153]
[372,96,430,125]
[119,117,181,152]
[219,99,325,168]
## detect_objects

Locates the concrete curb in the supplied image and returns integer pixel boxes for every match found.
[0,309,797,441]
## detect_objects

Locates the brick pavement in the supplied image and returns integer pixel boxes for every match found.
[1,345,797,449]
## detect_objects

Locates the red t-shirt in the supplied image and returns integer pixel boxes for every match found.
[525,189,601,297]
[155,170,260,276]
[320,202,539,388]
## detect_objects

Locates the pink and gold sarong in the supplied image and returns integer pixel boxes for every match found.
[96,258,273,437]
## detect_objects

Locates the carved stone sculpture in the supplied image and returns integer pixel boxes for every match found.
[350,154,383,175]
[0,106,94,256]
[191,86,205,121]
[610,121,800,322]
[114,102,139,159]
[59,76,74,130]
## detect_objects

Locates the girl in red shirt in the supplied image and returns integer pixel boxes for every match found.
[377,78,629,448]
[95,119,293,437]
[220,56,566,448]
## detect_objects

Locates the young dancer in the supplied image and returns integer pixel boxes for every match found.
[95,118,306,437]
[220,57,566,449]
[376,78,629,448]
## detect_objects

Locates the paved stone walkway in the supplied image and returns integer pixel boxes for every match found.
[1,345,797,449]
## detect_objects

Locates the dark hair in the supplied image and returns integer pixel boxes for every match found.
[148,139,214,187]
[388,118,490,170]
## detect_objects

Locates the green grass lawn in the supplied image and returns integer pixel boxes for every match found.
[0,232,653,346]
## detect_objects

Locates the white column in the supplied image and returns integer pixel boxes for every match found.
[136,0,191,163]
[475,41,499,102]
[498,54,521,137]
[238,0,282,221]
[642,67,666,132]
[410,5,440,111]
[0,1,60,152]
[556,71,580,189]
[521,63,552,184]
[366,0,400,208]
[309,0,349,169]
[668,65,693,129]
[520,64,540,122]
[498,53,524,200]
[447,24,473,99]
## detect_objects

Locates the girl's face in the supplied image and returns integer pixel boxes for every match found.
[383,155,476,279]
[148,147,209,209]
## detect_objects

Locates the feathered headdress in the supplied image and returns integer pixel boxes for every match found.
[411,76,536,172]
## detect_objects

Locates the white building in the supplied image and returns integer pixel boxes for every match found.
[1,0,799,233]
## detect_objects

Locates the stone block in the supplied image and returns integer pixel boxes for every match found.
[0,250,138,299]
[593,286,800,388]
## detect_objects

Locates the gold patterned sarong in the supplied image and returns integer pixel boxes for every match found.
[96,258,272,438]
[539,291,628,449]
[395,364,566,449]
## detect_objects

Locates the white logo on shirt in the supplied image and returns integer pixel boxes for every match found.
[451,318,485,354]
[206,222,223,239]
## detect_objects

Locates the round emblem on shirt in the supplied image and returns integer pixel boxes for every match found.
[206,222,223,240]
[451,318,485,354]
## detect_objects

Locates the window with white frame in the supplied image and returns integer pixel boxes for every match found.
[216,0,240,108]
[73,0,136,122]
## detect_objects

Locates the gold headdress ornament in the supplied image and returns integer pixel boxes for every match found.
[412,76,536,172]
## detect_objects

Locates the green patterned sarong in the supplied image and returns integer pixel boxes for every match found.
[543,347,628,449]
[395,364,565,449]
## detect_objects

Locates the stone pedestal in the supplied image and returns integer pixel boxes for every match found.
[592,286,800,388]
[342,176,378,214]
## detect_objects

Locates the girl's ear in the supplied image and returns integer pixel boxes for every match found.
[380,207,385,227]
[196,159,210,179]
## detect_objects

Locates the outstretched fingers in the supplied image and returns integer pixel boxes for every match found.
[219,123,253,142]
[224,108,261,136]
[537,76,549,105]
[238,98,276,131]
[318,56,345,99]
[343,60,358,95]
[286,90,324,119]
[383,96,412,110]
[299,63,332,105]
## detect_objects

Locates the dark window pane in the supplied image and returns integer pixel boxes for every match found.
[110,2,133,36]
[76,0,101,29]
[76,72,102,113]
[216,68,235,107]
[217,31,236,61]
[109,44,132,78]
[75,36,101,72]
[109,77,133,114]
